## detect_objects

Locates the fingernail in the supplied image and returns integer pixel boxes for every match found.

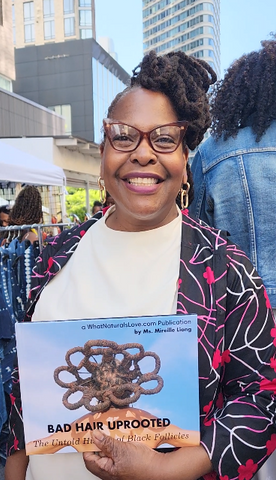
[93,430,104,442]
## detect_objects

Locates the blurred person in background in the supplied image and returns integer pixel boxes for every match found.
[91,201,102,215]
[0,205,11,242]
[189,39,276,320]
[7,185,43,244]
[103,192,115,208]
[0,205,10,228]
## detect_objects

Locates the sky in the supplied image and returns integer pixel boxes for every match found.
[94,0,276,78]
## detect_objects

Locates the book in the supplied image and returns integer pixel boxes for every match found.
[15,314,200,455]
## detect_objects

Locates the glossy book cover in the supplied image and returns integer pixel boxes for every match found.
[15,314,200,455]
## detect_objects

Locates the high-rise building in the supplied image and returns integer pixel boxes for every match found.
[11,0,129,144]
[0,0,15,91]
[142,0,220,78]
[13,38,129,143]
[12,0,96,48]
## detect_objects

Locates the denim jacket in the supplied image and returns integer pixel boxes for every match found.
[189,122,276,308]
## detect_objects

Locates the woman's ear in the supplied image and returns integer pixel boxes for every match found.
[182,146,189,184]
[183,146,189,163]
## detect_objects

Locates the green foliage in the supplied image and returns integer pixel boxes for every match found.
[65,187,101,222]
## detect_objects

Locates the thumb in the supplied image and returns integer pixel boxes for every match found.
[83,431,117,475]
[92,430,119,457]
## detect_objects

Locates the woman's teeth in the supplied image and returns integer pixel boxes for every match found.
[127,177,158,185]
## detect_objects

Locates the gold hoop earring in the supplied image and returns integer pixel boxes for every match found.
[98,177,106,204]
[180,182,190,210]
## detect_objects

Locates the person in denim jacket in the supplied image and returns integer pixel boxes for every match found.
[189,39,276,314]
[189,39,276,480]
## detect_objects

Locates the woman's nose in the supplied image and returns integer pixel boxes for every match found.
[129,137,157,165]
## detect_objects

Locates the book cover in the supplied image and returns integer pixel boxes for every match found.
[15,314,200,455]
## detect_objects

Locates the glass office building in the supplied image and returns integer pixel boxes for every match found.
[13,38,129,144]
[92,58,126,144]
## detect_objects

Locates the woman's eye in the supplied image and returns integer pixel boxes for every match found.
[155,136,175,144]
[112,134,133,144]
[113,135,133,143]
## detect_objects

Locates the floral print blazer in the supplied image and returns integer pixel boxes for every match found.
[8,211,276,480]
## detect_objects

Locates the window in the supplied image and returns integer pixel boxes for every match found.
[23,1,34,21]
[64,16,75,36]
[0,0,3,26]
[43,0,54,17]
[80,28,92,39]
[12,5,16,43]
[48,105,72,134]
[24,23,35,42]
[24,1,35,43]
[92,58,127,143]
[64,0,74,14]
[0,75,13,92]
[79,9,91,26]
[44,20,55,39]
[79,0,91,5]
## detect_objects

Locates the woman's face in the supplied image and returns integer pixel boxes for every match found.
[100,88,188,232]
[0,212,9,227]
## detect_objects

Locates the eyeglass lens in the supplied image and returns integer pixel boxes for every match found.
[107,123,183,152]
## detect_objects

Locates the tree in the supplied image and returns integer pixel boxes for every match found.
[65,187,101,222]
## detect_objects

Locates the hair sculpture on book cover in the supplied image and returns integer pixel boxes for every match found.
[54,340,164,413]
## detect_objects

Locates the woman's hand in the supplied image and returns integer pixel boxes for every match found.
[83,430,161,480]
[83,430,213,480]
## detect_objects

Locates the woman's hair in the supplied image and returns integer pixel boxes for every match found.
[103,50,217,207]
[92,200,102,214]
[210,39,276,141]
[0,205,11,216]
[106,50,216,151]
[9,185,43,225]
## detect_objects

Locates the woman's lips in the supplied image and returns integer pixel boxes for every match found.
[126,177,159,186]
[122,176,163,193]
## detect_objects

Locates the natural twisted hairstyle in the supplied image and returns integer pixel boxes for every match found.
[210,39,276,142]
[9,185,43,225]
[103,50,217,206]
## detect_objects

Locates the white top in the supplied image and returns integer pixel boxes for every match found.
[27,208,182,480]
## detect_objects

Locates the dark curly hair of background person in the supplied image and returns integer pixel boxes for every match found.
[103,50,217,207]
[210,39,276,142]
[9,185,43,225]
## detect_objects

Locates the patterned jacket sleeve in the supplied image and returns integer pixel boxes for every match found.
[200,245,276,479]
[6,356,24,454]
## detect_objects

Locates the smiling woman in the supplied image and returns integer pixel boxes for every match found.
[5,50,276,480]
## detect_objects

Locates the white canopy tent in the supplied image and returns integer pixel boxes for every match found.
[0,140,66,186]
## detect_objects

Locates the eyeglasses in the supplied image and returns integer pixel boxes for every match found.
[103,119,189,153]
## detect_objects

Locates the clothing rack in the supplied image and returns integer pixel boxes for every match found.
[0,223,72,252]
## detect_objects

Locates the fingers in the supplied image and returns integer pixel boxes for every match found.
[83,431,117,478]
[83,430,161,480]
[92,430,119,458]
[83,451,114,477]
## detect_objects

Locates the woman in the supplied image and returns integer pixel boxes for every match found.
[91,200,102,215]
[5,51,276,480]
[7,185,43,244]
[0,205,10,228]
